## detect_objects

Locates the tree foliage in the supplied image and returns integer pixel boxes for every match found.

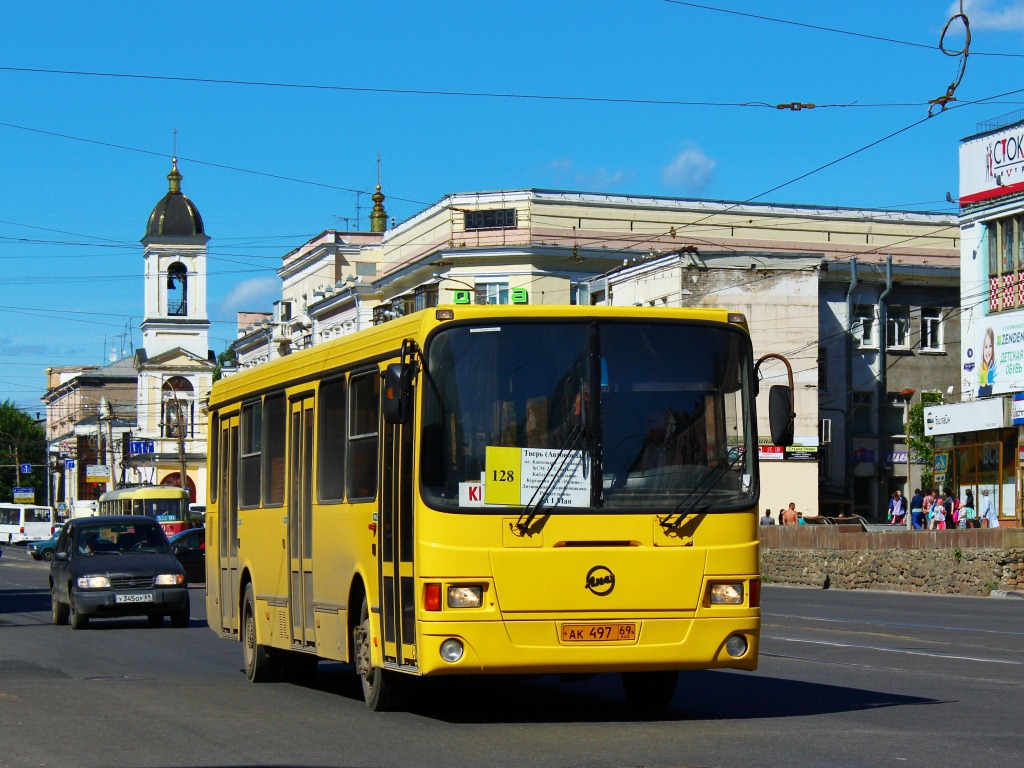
[907,391,944,491]
[0,399,47,504]
[213,343,238,383]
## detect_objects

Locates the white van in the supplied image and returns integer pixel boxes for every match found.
[0,503,56,544]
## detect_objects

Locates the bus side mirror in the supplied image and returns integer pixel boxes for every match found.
[382,363,414,425]
[768,385,794,447]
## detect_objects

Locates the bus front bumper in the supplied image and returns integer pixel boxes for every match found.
[412,615,760,676]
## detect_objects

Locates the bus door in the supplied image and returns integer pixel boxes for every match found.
[288,397,315,647]
[379,386,417,670]
[218,415,240,633]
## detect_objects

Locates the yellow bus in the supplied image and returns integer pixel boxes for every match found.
[98,486,193,536]
[205,305,793,710]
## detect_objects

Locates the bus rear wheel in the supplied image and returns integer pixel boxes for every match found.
[243,583,279,682]
[353,597,407,711]
[621,671,678,709]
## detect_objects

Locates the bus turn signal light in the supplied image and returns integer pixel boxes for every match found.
[424,583,442,611]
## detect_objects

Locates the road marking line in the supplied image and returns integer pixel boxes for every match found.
[762,634,1024,666]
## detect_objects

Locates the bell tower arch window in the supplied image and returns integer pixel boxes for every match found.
[167,262,188,316]
[162,376,194,438]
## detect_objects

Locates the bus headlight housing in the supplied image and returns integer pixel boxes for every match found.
[708,582,744,605]
[77,576,110,589]
[447,585,483,608]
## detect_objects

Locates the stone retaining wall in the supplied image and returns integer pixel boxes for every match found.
[759,527,1024,595]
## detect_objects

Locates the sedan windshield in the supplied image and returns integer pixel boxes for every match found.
[75,524,171,555]
[421,319,756,513]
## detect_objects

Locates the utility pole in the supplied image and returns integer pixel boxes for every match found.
[172,391,188,502]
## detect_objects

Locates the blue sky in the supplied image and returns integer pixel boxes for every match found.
[2,0,1024,413]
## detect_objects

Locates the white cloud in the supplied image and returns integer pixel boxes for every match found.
[952,1,1024,31]
[547,158,634,190]
[661,143,716,193]
[218,277,281,315]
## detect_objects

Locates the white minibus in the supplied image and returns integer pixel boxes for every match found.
[0,503,56,544]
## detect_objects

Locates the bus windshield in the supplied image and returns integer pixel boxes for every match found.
[421,319,756,513]
[134,498,187,523]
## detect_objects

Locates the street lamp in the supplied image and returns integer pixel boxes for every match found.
[97,397,114,493]
[900,387,915,530]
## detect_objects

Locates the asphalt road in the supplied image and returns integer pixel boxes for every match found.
[1,543,1021,768]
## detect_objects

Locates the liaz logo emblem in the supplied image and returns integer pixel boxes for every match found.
[585,565,615,596]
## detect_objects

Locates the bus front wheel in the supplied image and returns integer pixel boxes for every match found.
[621,671,678,709]
[243,584,279,682]
[354,597,407,711]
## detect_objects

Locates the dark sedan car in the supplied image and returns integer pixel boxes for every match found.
[49,515,189,629]
[169,527,205,584]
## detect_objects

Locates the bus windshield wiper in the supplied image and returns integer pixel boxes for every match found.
[658,449,744,531]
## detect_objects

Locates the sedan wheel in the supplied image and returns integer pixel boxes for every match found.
[51,589,68,626]
[41,549,54,562]
[69,588,89,630]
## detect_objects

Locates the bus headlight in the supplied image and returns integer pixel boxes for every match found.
[440,638,464,663]
[447,585,483,608]
[708,582,744,605]
[155,573,185,586]
[725,635,748,657]
[77,576,110,589]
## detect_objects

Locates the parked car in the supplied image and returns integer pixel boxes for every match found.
[169,527,205,584]
[49,515,189,629]
[28,526,64,561]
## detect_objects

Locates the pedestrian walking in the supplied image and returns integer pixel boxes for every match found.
[910,488,924,530]
[962,489,976,528]
[980,489,998,528]
[887,490,907,525]
[781,503,799,525]
[760,509,775,525]
[929,494,946,530]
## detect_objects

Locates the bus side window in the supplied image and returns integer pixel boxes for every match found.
[318,377,347,502]
[240,400,263,507]
[263,394,286,506]
[348,371,379,500]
